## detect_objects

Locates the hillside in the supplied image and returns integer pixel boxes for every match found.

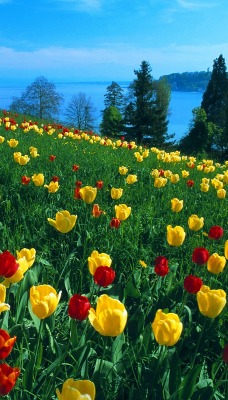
[159,70,211,92]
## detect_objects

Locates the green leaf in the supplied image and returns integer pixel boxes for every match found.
[179,365,202,399]
[169,350,182,397]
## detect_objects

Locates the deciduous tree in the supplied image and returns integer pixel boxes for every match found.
[64,92,96,131]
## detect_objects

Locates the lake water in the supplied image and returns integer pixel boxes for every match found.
[0,80,203,141]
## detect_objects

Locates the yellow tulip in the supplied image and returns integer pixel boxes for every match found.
[196,285,226,318]
[2,258,31,286]
[88,294,127,336]
[118,166,128,175]
[44,181,60,193]
[16,248,36,268]
[167,225,186,246]
[181,170,189,178]
[47,210,77,233]
[79,186,97,204]
[188,214,204,231]
[29,146,39,158]
[225,240,228,260]
[207,253,226,274]
[169,174,180,184]
[0,136,5,144]
[200,182,210,192]
[13,152,22,162]
[171,198,183,212]
[217,189,226,199]
[56,379,96,400]
[111,187,123,200]
[152,309,183,346]
[0,284,10,313]
[115,204,131,221]
[154,177,167,188]
[30,285,61,319]
[88,250,112,275]
[17,154,30,165]
[32,173,44,186]
[7,138,18,147]
[126,174,138,184]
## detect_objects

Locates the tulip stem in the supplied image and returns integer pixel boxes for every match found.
[190,318,207,368]
[33,319,44,381]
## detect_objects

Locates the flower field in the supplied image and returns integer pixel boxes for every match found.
[0,109,227,399]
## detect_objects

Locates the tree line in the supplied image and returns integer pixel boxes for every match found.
[7,55,228,156]
[159,70,211,92]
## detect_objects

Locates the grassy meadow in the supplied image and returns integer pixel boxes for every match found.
[0,110,227,399]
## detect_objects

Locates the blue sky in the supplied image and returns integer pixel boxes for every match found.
[0,0,227,81]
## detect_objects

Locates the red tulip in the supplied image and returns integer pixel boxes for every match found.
[154,256,169,276]
[0,364,20,396]
[75,180,82,187]
[208,225,224,240]
[51,176,60,183]
[0,251,19,278]
[21,175,30,185]
[187,179,194,187]
[49,155,56,161]
[74,188,82,199]
[68,294,91,321]
[110,218,121,229]
[94,266,116,287]
[184,275,203,294]
[0,330,17,360]
[192,247,210,265]
[223,343,228,364]
[154,256,168,267]
[72,164,80,171]
[95,180,104,189]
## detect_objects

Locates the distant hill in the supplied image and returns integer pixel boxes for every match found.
[159,70,211,92]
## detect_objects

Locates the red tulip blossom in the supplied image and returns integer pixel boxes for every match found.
[95,180,104,189]
[158,169,165,176]
[192,247,210,265]
[187,180,194,187]
[21,175,30,185]
[51,176,60,183]
[223,343,228,364]
[0,330,17,360]
[0,251,19,278]
[0,364,20,396]
[49,155,56,161]
[94,266,116,287]
[208,225,224,240]
[74,188,82,199]
[75,180,82,188]
[72,164,80,171]
[110,218,121,229]
[154,256,169,276]
[184,275,203,294]
[68,294,91,321]
[92,204,104,218]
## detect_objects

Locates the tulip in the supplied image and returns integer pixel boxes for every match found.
[184,275,203,294]
[110,218,121,229]
[151,309,183,346]
[0,364,20,396]
[196,285,226,318]
[13,152,21,162]
[181,170,189,178]
[21,175,30,185]
[169,174,180,184]
[94,266,116,287]
[92,204,104,218]
[32,173,44,186]
[118,166,128,175]
[126,174,137,184]
[7,139,18,147]
[56,379,95,400]
[0,136,5,144]
[154,256,169,277]
[167,225,186,246]
[0,251,19,278]
[72,164,80,171]
[47,210,77,233]
[115,204,131,221]
[217,188,226,198]
[188,214,204,231]
[88,294,127,336]
[223,344,228,364]
[187,179,194,187]
[49,155,56,161]
[68,294,91,320]
[52,175,60,183]
[0,284,10,313]
[88,250,112,275]
[95,180,103,189]
[30,285,61,319]
[154,177,167,188]
[0,329,17,359]
[208,225,223,240]
[79,186,97,204]
[110,187,123,200]
[225,240,228,259]
[44,181,60,193]
[17,248,36,268]
[192,247,210,265]
[207,253,226,274]
[171,198,183,212]
[2,254,35,286]
[200,182,210,192]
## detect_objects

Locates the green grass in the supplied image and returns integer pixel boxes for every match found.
[0,110,227,399]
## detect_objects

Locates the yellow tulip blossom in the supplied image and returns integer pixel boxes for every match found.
[225,240,228,260]
[56,379,96,400]
[167,225,186,246]
[44,181,60,193]
[154,177,167,188]
[171,198,183,212]
[32,173,44,186]
[88,294,128,336]
[115,204,131,221]
[7,138,19,147]
[13,152,22,162]
[188,214,204,231]
[119,166,128,175]
[152,309,183,346]
[0,136,5,144]
[88,250,112,275]
[16,248,36,268]
[169,174,180,184]
[200,182,210,192]
[47,210,77,233]
[17,155,30,165]
[79,186,97,204]
[110,187,123,200]
[126,174,138,184]
[30,285,61,319]
[0,284,10,313]
[217,189,226,199]
[181,170,189,178]
[207,253,226,274]
[196,285,226,318]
